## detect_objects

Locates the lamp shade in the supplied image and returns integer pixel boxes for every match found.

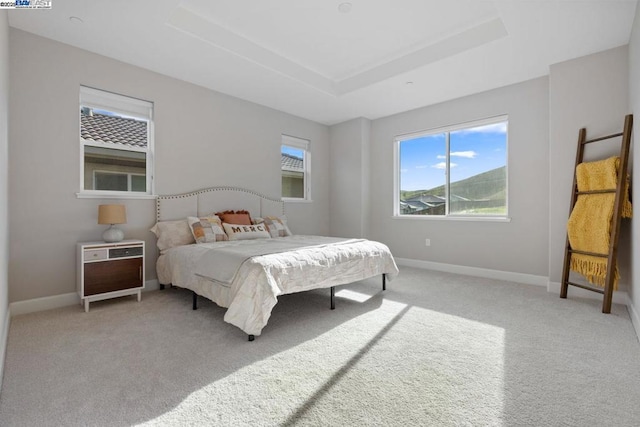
[98,204,127,225]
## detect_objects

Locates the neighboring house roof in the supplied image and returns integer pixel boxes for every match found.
[405,200,430,210]
[450,194,472,202]
[405,194,445,204]
[81,110,148,148]
[281,153,303,171]
[82,109,303,169]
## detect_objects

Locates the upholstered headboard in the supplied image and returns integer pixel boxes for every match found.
[156,186,284,222]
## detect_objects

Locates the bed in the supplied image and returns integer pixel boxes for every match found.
[152,186,399,340]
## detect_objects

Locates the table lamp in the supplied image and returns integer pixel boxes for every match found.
[98,204,127,242]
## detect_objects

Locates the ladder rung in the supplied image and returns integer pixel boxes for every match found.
[568,249,608,258]
[582,132,623,144]
[565,281,605,294]
[576,189,616,195]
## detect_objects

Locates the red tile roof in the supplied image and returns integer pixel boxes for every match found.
[281,153,303,171]
[81,111,148,148]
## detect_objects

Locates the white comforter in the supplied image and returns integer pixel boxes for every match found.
[157,235,399,336]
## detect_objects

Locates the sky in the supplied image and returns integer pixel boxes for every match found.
[282,145,304,160]
[400,121,507,191]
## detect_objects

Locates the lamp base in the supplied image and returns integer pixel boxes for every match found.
[103,225,124,243]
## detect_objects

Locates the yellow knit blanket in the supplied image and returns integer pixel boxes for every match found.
[567,156,632,289]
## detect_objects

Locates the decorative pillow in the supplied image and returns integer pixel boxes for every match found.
[222,223,271,241]
[187,216,228,243]
[150,219,195,254]
[260,215,292,238]
[216,210,252,225]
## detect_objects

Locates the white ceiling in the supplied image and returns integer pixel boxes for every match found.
[7,0,638,125]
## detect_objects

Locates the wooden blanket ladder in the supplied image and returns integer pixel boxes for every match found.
[560,114,633,313]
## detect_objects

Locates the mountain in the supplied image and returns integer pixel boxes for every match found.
[401,166,506,201]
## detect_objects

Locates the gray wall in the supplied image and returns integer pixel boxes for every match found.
[329,117,371,238]
[0,10,9,389]
[368,77,550,276]
[629,7,640,313]
[6,25,637,309]
[8,29,329,303]
[548,46,631,290]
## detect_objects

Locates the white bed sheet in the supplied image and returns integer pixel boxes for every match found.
[157,235,399,336]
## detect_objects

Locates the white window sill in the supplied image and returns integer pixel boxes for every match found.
[392,215,511,223]
[76,192,157,200]
[283,198,313,204]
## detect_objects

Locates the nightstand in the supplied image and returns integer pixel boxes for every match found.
[77,240,145,312]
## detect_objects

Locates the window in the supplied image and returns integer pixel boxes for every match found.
[281,135,310,201]
[395,116,508,218]
[79,86,154,197]
[94,170,146,192]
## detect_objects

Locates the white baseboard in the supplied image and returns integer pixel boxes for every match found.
[627,300,640,343]
[9,279,160,317]
[145,279,160,291]
[396,258,640,342]
[395,257,548,287]
[0,307,10,393]
[547,282,639,343]
[7,271,640,344]
[9,292,79,316]
[546,281,629,306]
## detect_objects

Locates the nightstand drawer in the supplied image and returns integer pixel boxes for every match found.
[109,246,143,258]
[85,249,108,261]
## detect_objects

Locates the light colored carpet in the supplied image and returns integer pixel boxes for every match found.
[1,266,639,426]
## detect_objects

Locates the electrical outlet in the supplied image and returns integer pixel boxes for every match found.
[425,238,431,247]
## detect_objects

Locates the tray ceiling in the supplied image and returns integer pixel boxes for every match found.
[7,0,638,125]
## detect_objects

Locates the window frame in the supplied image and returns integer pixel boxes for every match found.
[77,86,155,199]
[281,134,311,202]
[93,169,147,192]
[393,115,509,221]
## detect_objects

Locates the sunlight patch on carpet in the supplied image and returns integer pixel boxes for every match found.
[141,301,505,426]
[288,305,507,425]
[334,288,374,303]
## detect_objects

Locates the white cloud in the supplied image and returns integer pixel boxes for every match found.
[400,169,408,173]
[456,122,507,135]
[436,151,477,159]
[432,162,457,169]
[450,151,478,158]
[484,122,508,133]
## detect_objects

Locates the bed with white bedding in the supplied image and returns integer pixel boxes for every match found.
[153,187,399,339]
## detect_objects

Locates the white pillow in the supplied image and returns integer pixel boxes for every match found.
[150,220,195,254]
[222,223,271,241]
